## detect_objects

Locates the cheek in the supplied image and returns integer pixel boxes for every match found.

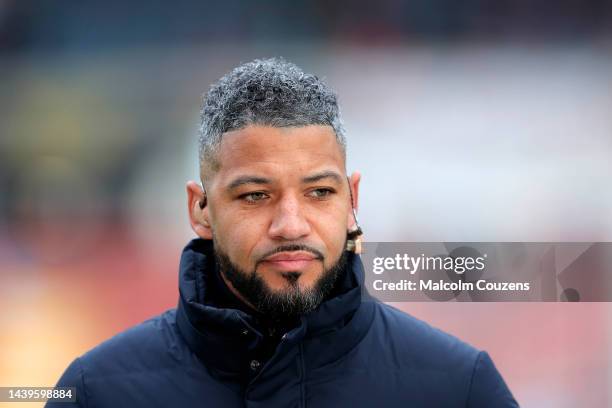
[312,208,349,257]
[213,209,269,267]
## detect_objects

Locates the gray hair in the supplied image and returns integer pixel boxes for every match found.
[198,57,346,179]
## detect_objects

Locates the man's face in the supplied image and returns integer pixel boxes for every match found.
[188,125,360,315]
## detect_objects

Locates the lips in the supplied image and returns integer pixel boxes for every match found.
[261,251,319,270]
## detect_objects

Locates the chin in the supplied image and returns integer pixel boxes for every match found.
[265,269,322,290]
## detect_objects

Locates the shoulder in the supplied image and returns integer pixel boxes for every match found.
[49,309,185,407]
[371,301,480,364]
[49,309,223,407]
[77,308,189,377]
[366,301,519,407]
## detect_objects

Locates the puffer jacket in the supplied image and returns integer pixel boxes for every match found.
[48,238,519,407]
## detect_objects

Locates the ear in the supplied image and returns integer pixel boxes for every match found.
[186,180,213,239]
[347,171,361,229]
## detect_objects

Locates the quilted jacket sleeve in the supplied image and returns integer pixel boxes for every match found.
[467,351,520,407]
[45,357,88,408]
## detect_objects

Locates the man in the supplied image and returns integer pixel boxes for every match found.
[49,58,519,407]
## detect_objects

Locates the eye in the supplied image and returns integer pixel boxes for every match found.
[308,188,335,199]
[240,191,269,204]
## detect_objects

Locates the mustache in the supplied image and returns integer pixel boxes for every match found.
[256,244,325,265]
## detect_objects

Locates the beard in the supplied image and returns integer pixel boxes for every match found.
[214,241,348,321]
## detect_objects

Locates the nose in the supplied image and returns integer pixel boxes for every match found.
[268,193,311,241]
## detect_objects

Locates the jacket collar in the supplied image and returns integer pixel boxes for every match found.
[175,238,371,379]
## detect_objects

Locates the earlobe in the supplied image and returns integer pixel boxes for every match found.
[346,171,361,228]
[186,181,213,239]
[346,171,363,253]
[348,171,361,212]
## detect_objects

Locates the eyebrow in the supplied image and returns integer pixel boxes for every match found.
[227,176,272,191]
[301,170,343,184]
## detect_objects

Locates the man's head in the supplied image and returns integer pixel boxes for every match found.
[197,57,347,180]
[187,58,360,320]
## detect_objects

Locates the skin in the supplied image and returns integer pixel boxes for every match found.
[186,125,361,310]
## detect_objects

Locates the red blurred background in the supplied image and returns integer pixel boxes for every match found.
[1,1,611,406]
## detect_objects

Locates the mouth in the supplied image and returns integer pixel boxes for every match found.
[260,251,320,270]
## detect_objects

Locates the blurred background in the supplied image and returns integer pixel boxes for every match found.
[1,1,611,406]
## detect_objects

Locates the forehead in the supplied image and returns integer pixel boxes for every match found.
[213,125,345,184]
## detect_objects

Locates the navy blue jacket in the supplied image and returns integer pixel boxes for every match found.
[49,239,519,407]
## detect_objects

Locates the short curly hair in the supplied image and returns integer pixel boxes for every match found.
[198,57,346,180]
